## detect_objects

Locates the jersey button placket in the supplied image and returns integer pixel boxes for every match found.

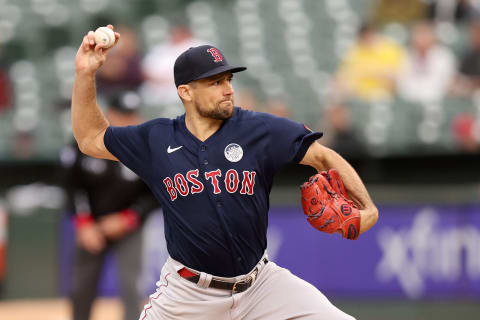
[198,145,208,167]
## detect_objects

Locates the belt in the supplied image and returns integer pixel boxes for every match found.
[178,258,268,294]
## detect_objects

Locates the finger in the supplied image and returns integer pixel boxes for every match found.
[97,220,107,232]
[80,238,100,253]
[87,242,103,254]
[94,42,106,56]
[81,35,90,51]
[105,24,121,46]
[87,30,96,46]
[92,233,106,251]
[113,31,121,46]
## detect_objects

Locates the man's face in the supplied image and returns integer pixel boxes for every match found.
[412,24,435,52]
[189,72,235,120]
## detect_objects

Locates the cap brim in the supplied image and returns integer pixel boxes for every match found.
[192,65,247,82]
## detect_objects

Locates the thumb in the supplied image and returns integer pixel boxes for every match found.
[94,43,108,65]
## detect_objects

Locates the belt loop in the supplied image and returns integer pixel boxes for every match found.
[197,272,212,289]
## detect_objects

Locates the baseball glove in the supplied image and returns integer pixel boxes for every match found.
[300,169,361,240]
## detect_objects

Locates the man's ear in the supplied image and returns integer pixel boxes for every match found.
[178,84,193,102]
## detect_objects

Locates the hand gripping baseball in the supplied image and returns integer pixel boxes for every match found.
[75,24,120,75]
[300,169,361,240]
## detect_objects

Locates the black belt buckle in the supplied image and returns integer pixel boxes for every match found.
[232,268,258,294]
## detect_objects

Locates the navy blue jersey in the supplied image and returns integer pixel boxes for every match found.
[104,107,322,277]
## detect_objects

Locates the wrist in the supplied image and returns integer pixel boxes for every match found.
[75,68,97,78]
[74,213,94,229]
[120,208,139,231]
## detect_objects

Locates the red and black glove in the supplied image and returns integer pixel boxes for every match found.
[300,169,361,240]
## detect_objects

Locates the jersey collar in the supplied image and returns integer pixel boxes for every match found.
[175,107,240,152]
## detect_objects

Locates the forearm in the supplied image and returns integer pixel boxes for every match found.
[71,26,119,160]
[71,71,109,156]
[318,149,369,206]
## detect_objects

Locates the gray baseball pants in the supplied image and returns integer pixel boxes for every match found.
[139,254,355,320]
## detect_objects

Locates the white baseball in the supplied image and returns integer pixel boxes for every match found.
[94,26,115,48]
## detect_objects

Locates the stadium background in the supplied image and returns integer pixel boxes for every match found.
[0,0,480,319]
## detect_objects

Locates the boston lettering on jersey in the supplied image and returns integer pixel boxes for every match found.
[163,169,256,201]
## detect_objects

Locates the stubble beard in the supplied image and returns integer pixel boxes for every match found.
[196,100,234,120]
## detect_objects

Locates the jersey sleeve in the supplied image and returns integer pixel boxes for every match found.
[104,124,152,181]
[261,113,323,171]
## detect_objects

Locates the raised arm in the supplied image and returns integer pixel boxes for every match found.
[300,141,378,235]
[71,25,119,160]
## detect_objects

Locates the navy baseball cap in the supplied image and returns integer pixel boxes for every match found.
[174,45,246,87]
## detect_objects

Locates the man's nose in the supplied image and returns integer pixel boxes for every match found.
[224,82,234,96]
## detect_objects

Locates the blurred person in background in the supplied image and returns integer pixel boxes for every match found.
[426,0,480,24]
[451,113,479,152]
[452,20,480,96]
[234,87,260,111]
[396,21,456,104]
[140,23,203,108]
[11,130,35,159]
[371,0,427,26]
[61,91,159,320]
[0,50,12,113]
[319,101,365,159]
[96,25,144,96]
[235,88,292,118]
[0,202,6,296]
[334,22,406,102]
[264,96,292,118]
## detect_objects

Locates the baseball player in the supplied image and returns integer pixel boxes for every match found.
[71,25,379,320]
